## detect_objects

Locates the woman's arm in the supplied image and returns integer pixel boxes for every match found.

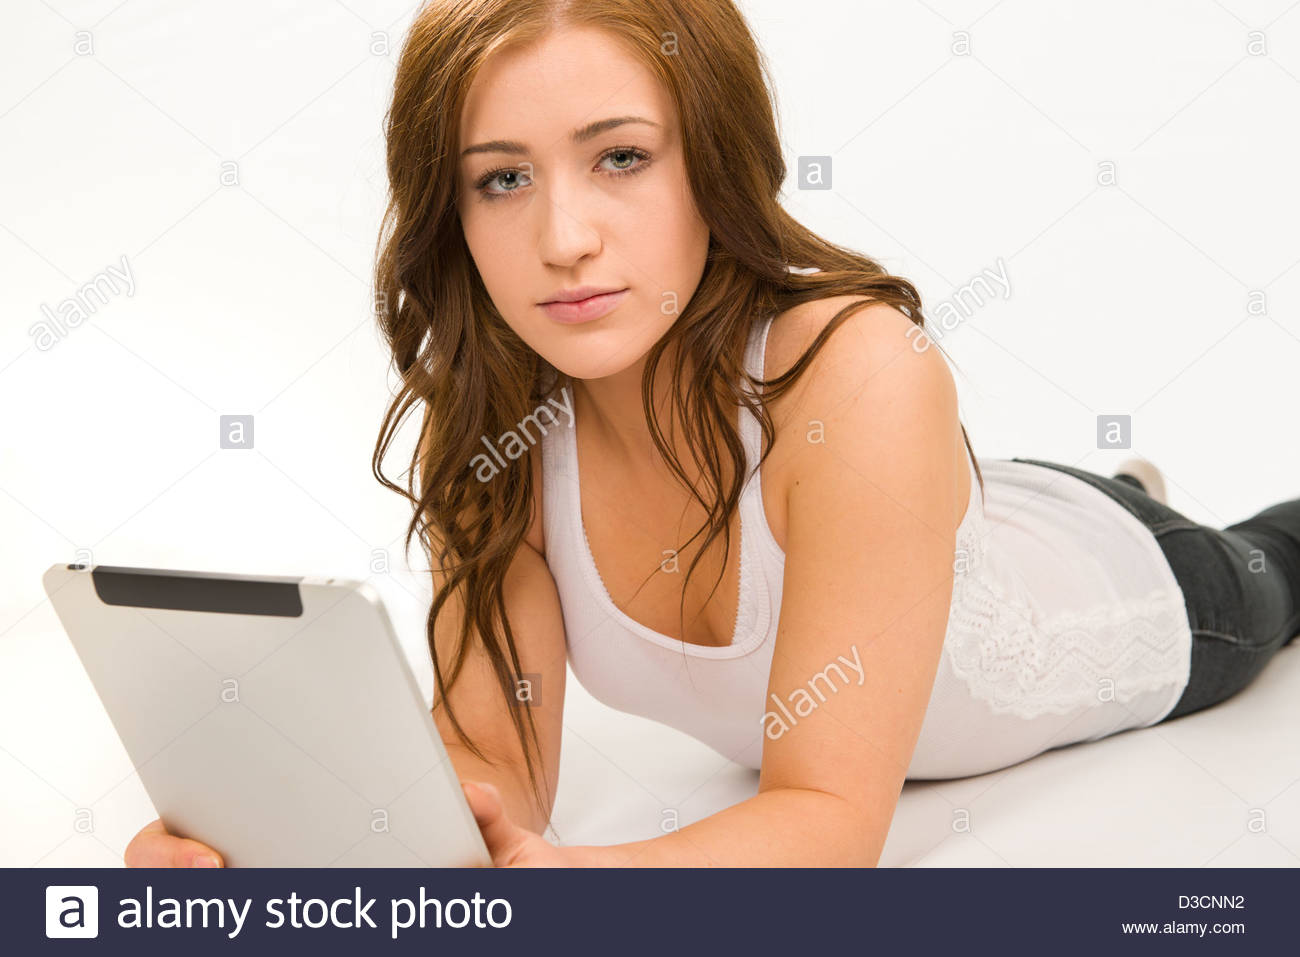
[598,304,962,865]
[475,302,965,866]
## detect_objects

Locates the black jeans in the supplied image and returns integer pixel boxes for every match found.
[1010,458,1300,721]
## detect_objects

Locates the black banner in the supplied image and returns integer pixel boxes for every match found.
[12,867,1293,953]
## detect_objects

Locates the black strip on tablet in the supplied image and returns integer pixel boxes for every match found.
[90,565,304,617]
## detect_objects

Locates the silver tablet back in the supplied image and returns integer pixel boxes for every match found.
[42,562,492,868]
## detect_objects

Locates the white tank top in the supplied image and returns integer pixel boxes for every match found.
[539,313,1193,779]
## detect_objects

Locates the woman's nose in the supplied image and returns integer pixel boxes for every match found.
[536,174,603,268]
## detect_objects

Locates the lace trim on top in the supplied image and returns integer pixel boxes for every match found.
[944,504,1188,718]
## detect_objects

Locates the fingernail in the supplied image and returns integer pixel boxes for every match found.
[191,855,220,868]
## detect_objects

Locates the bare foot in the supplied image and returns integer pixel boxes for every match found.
[1114,457,1167,505]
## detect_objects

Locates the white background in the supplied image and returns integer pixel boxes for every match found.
[2,0,1299,867]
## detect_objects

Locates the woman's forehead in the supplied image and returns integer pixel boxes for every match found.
[458,28,671,147]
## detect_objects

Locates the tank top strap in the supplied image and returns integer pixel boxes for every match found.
[739,312,777,479]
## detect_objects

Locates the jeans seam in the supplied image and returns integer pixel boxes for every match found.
[1151,520,1202,536]
[1191,628,1244,645]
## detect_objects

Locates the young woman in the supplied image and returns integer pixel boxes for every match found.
[125,0,1300,868]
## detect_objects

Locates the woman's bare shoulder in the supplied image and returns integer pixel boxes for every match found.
[764,295,928,408]
[760,295,959,547]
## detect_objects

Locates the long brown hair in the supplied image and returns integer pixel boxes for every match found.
[371,0,984,822]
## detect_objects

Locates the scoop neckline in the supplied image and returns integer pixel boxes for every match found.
[562,326,774,660]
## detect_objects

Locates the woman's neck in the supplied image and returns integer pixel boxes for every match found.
[571,338,696,475]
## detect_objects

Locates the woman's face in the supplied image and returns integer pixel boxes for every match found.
[456,25,710,380]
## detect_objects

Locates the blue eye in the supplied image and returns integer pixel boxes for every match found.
[474,147,652,201]
[599,148,649,174]
[476,167,533,197]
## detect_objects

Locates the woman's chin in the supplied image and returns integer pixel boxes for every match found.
[536,331,654,381]
[547,353,637,381]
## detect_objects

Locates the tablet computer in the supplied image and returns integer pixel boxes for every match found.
[41,562,492,868]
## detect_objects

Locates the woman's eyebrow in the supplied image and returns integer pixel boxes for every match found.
[460,115,661,157]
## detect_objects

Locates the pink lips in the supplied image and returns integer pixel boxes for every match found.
[539,289,629,324]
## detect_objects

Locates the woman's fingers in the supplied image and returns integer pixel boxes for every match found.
[461,781,527,866]
[123,818,224,868]
[460,782,571,867]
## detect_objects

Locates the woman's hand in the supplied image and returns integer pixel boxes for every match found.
[461,781,577,867]
[124,818,224,868]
